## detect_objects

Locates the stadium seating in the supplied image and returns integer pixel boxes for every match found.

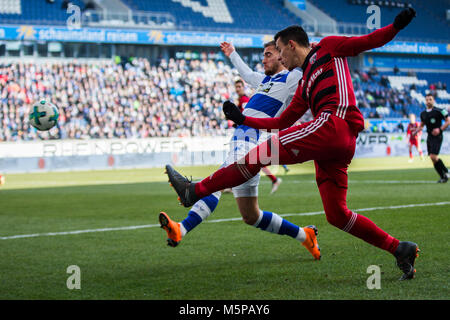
[1,0,447,41]
[1,1,449,141]
[0,0,300,34]
[356,69,450,119]
[0,0,85,25]
[1,54,449,141]
[387,75,427,90]
[121,0,300,33]
[309,0,450,41]
[0,0,21,14]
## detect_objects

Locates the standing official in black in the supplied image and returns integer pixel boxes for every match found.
[415,94,450,183]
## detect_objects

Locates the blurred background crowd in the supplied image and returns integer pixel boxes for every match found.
[0,57,447,141]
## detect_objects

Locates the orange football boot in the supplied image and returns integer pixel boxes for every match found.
[301,225,321,260]
[159,212,182,247]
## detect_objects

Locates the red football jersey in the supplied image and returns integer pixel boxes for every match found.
[243,24,400,136]
[407,122,421,142]
[238,95,250,113]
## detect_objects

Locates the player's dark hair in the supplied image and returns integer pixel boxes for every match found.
[274,25,309,48]
[263,40,276,48]
[425,93,435,98]
[234,79,244,86]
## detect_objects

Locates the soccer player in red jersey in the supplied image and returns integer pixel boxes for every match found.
[166,8,420,280]
[234,79,249,113]
[406,113,424,162]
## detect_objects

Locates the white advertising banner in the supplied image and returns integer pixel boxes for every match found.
[0,136,230,158]
[0,133,449,173]
[355,132,450,158]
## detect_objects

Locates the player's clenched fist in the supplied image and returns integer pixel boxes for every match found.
[223,101,245,125]
[393,7,416,30]
[220,42,235,57]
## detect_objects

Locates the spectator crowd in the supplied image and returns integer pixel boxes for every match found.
[0,58,448,141]
[0,58,242,141]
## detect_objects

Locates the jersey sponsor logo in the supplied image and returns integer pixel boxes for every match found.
[257,82,274,93]
[306,67,323,99]
[430,118,436,124]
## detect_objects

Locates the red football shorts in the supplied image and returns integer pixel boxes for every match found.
[409,139,419,148]
[274,111,357,189]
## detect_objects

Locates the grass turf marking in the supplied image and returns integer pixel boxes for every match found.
[1,201,449,240]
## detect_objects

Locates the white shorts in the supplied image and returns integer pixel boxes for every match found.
[221,139,260,198]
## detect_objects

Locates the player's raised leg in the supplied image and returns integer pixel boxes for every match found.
[165,135,292,207]
[166,115,420,279]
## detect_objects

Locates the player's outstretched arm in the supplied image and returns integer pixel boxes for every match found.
[321,7,416,57]
[220,41,235,57]
[223,91,307,130]
[220,42,264,88]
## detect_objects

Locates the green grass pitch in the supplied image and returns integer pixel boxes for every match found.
[0,156,449,300]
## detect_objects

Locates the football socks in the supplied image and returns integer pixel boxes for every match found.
[253,210,306,242]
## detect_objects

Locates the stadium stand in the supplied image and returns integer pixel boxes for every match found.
[0,58,239,141]
[0,1,448,141]
[1,56,449,141]
[310,0,450,41]
[0,0,447,40]
[0,0,299,33]
[0,0,86,25]
[121,0,300,33]
[355,68,450,119]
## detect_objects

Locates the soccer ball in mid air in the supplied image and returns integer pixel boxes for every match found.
[29,100,59,131]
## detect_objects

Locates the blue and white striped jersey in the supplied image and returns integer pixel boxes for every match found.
[229,51,302,143]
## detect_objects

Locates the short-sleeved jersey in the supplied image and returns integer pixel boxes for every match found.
[420,107,448,136]
[407,122,421,142]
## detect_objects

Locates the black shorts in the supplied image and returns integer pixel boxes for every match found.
[427,134,443,155]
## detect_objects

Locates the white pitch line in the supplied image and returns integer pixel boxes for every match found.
[0,224,161,240]
[288,180,439,184]
[1,201,449,240]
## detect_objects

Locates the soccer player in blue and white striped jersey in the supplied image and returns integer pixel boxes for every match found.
[159,40,321,260]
